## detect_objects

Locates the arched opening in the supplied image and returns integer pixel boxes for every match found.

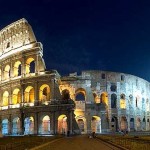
[76,116,85,133]
[111,94,117,108]
[147,119,150,131]
[39,84,50,102]
[142,118,146,130]
[41,115,50,134]
[120,117,127,131]
[91,116,101,133]
[111,117,118,132]
[136,118,141,131]
[58,115,67,134]
[2,119,8,135]
[120,94,126,109]
[25,58,35,74]
[24,86,34,103]
[14,61,21,77]
[100,92,108,105]
[24,117,34,135]
[4,65,10,80]
[62,89,70,100]
[130,118,134,131]
[75,92,85,101]
[12,117,20,135]
[12,88,21,105]
[2,91,9,106]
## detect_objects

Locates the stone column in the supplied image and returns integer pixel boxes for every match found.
[86,112,91,134]
[8,115,12,135]
[34,81,39,106]
[34,113,38,135]
[21,84,25,107]
[53,111,58,134]
[21,57,25,77]
[10,60,13,78]
[20,111,25,135]
[35,54,39,75]
[1,66,4,81]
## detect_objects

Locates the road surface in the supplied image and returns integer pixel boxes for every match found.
[33,135,121,150]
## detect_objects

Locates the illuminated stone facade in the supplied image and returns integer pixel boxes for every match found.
[61,71,150,133]
[0,18,150,136]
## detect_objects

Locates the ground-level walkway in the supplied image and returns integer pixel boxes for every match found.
[31,135,121,150]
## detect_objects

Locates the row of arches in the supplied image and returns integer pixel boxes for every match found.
[111,116,150,131]
[1,115,102,135]
[1,84,50,107]
[0,58,36,81]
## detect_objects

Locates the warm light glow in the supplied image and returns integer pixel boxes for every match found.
[120,99,126,109]
[3,91,9,106]
[24,86,34,103]
[14,61,21,77]
[4,65,10,80]
[101,92,108,105]
[39,84,50,102]
[12,88,21,104]
[25,58,34,74]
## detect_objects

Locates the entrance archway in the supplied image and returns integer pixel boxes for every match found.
[130,118,134,131]
[91,116,101,133]
[58,115,67,134]
[24,117,34,134]
[41,115,50,134]
[120,117,127,131]
[2,119,8,135]
[12,117,20,135]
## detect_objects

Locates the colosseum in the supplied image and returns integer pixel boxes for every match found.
[0,18,149,136]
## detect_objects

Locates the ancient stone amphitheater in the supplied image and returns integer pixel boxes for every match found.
[0,18,149,136]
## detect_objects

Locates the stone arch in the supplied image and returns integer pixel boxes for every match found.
[25,57,35,74]
[130,118,134,131]
[13,61,21,77]
[4,65,10,80]
[120,116,127,131]
[147,119,150,130]
[142,118,146,130]
[136,117,141,131]
[111,117,118,132]
[39,115,50,134]
[62,89,70,100]
[2,91,9,106]
[58,114,67,134]
[24,86,34,103]
[12,88,21,105]
[76,116,86,133]
[39,84,50,102]
[120,94,126,109]
[12,117,20,135]
[24,116,34,135]
[2,119,8,135]
[100,92,108,105]
[111,94,117,108]
[75,88,86,101]
[91,116,101,133]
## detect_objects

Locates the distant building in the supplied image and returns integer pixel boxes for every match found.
[0,18,149,135]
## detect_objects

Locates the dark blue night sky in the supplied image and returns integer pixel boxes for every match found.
[1,0,150,81]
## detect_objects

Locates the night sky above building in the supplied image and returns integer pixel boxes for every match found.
[0,0,150,81]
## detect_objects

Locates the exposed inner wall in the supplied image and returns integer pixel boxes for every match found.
[0,18,36,57]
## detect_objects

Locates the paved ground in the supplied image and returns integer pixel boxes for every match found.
[33,135,121,150]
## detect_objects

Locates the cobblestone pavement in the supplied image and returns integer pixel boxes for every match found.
[34,135,121,150]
